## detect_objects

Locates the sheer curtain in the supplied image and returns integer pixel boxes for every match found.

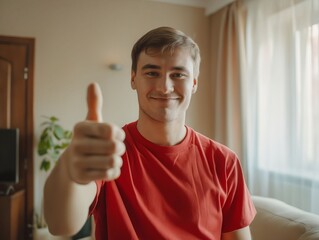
[242,0,319,214]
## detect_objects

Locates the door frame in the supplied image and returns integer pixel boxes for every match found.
[0,35,35,239]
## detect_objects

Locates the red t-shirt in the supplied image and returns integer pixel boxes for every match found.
[90,121,256,240]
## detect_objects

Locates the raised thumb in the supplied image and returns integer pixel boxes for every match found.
[86,82,103,122]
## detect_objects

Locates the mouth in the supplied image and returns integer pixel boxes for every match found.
[150,96,180,102]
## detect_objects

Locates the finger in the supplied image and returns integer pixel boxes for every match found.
[74,121,126,141]
[84,167,121,181]
[104,167,121,180]
[79,155,123,170]
[74,138,126,156]
[86,82,103,122]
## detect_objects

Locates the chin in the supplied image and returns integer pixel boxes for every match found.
[152,113,184,124]
[140,106,185,123]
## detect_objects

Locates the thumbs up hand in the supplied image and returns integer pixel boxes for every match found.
[63,83,126,185]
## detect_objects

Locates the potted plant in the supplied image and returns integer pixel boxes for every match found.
[37,116,72,172]
[35,116,72,239]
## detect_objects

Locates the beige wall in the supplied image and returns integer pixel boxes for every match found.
[0,0,212,218]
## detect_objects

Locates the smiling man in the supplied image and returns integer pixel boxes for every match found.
[44,27,256,240]
[132,47,196,146]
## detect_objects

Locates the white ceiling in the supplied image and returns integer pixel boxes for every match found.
[147,0,235,15]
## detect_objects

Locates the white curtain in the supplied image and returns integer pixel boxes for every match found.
[242,0,319,214]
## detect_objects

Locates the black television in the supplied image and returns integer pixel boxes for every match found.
[0,128,19,184]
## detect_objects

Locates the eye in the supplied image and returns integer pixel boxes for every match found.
[145,71,160,77]
[171,72,187,79]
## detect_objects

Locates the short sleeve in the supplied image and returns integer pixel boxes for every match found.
[222,156,256,233]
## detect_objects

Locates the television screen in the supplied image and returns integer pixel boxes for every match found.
[0,128,19,183]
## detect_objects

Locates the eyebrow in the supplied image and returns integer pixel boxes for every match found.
[141,64,188,72]
[142,64,161,70]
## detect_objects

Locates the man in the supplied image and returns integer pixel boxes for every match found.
[44,26,256,240]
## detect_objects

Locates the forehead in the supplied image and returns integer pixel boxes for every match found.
[137,48,194,69]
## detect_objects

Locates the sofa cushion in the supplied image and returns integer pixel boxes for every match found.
[251,196,319,240]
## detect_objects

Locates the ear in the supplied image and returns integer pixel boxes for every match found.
[192,78,198,94]
[131,71,136,90]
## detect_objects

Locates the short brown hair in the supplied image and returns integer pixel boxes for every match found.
[131,26,201,78]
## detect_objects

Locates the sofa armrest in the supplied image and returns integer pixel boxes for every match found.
[251,196,319,240]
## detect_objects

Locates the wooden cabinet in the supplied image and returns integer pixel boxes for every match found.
[0,190,25,240]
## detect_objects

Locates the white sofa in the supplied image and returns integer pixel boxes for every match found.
[251,196,319,240]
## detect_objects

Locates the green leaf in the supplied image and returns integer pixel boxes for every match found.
[54,144,66,150]
[53,125,64,140]
[37,141,49,156]
[49,137,55,147]
[49,151,60,161]
[64,130,72,139]
[50,116,59,122]
[40,128,50,141]
[60,142,70,149]
[54,145,62,150]
[40,159,51,172]
[37,147,47,156]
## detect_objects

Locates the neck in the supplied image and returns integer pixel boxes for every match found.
[137,117,187,146]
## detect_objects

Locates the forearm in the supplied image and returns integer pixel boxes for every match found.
[43,151,96,236]
[221,226,252,240]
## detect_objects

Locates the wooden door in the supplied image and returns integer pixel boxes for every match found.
[0,59,11,127]
[0,36,34,240]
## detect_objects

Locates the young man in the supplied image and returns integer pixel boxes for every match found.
[44,27,256,240]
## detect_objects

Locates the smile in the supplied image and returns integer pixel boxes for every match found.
[150,97,179,101]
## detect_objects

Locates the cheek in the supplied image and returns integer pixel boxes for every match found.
[178,82,194,94]
[135,82,150,97]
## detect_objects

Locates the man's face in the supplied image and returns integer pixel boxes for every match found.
[131,47,197,124]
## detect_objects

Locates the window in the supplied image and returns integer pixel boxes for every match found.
[244,0,319,215]
[252,5,319,181]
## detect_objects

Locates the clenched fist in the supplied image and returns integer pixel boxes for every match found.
[63,83,126,184]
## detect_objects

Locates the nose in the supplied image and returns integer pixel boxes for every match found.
[157,74,174,94]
